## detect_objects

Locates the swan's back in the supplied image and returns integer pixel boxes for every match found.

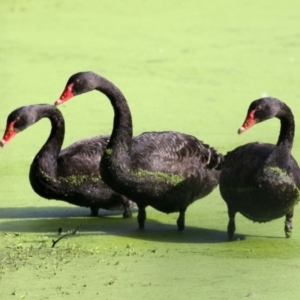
[130,131,222,176]
[58,135,110,177]
[221,142,300,188]
[220,142,274,185]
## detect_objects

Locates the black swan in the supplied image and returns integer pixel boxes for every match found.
[55,71,223,230]
[0,104,134,217]
[219,97,300,239]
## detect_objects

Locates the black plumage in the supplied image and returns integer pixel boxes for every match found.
[0,104,134,217]
[219,97,300,239]
[56,71,223,230]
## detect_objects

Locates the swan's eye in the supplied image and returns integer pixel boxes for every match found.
[256,106,261,111]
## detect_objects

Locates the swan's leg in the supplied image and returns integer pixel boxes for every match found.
[284,209,294,238]
[227,206,236,240]
[90,207,99,217]
[122,196,133,219]
[177,207,187,231]
[137,205,146,229]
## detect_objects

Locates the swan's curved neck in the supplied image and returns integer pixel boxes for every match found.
[33,106,65,177]
[277,113,294,149]
[94,76,133,153]
[267,105,294,168]
[93,75,140,195]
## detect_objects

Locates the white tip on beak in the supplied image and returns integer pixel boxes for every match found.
[238,126,246,134]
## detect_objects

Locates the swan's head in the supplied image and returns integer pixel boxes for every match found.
[238,97,283,134]
[1,105,45,147]
[55,71,97,106]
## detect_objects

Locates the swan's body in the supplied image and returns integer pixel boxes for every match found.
[1,104,134,217]
[56,71,223,230]
[219,97,300,239]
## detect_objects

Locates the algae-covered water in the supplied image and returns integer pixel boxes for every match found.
[1,0,300,299]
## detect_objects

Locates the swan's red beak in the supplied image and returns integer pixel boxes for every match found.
[1,122,18,147]
[55,83,74,106]
[238,110,257,134]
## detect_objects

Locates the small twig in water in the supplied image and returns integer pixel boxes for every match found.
[52,220,86,248]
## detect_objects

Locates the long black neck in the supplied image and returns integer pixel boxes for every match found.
[87,74,141,194]
[93,75,133,161]
[277,110,294,149]
[31,105,65,178]
[267,103,294,168]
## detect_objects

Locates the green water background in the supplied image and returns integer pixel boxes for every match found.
[1,0,300,299]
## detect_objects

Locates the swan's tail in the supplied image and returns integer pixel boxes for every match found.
[203,144,224,171]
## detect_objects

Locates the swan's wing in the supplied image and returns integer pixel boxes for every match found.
[57,135,110,176]
[131,131,223,173]
[223,142,273,167]
[221,142,274,181]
